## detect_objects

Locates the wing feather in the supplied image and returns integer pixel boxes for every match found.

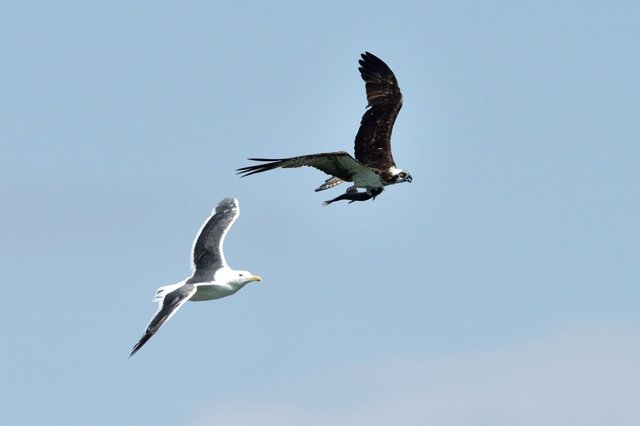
[188,198,239,283]
[237,152,369,182]
[353,52,403,170]
[130,284,197,357]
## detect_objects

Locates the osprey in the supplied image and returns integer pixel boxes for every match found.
[237,52,412,205]
[129,198,262,357]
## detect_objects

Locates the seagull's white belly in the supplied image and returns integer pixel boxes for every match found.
[190,282,237,301]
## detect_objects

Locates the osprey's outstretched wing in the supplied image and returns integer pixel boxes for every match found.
[237,151,370,182]
[353,52,403,170]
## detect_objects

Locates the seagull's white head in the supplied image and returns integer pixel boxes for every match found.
[214,268,262,289]
[233,270,262,286]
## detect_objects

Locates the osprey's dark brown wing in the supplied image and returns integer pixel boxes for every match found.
[237,151,371,182]
[353,52,403,170]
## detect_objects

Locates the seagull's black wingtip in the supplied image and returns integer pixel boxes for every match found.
[129,333,151,358]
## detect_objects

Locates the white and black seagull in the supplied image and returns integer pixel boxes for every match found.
[237,52,412,205]
[130,198,261,357]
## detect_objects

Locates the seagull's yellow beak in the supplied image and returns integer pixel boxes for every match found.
[250,275,262,282]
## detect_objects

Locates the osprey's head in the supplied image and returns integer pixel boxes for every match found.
[387,167,413,185]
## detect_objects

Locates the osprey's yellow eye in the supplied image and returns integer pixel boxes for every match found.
[399,172,407,178]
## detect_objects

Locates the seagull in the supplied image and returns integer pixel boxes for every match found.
[237,52,412,205]
[130,198,262,357]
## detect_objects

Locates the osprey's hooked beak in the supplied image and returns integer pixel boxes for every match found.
[405,174,413,183]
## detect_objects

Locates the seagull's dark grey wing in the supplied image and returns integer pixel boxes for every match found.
[129,283,197,357]
[187,198,240,284]
[353,52,403,170]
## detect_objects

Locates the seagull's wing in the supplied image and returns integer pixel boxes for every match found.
[237,152,371,182]
[188,198,240,283]
[129,283,197,357]
[353,52,403,170]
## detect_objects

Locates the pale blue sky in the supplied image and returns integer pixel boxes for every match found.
[1,1,639,425]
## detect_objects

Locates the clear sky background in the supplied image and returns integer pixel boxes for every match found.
[2,1,639,425]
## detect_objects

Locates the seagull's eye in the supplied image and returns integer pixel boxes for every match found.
[239,273,244,277]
